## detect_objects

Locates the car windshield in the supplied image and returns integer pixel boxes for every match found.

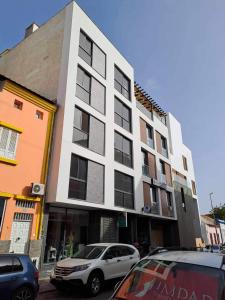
[72,246,106,259]
[113,258,225,300]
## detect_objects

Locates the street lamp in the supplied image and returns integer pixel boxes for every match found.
[209,192,220,245]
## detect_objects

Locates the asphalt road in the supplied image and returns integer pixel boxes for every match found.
[37,279,118,300]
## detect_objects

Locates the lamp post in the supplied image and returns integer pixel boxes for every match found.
[209,192,220,245]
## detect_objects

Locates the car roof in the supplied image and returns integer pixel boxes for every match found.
[88,243,135,248]
[147,251,224,269]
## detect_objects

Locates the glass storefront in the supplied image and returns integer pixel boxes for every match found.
[44,207,89,263]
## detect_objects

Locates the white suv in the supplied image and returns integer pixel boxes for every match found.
[50,243,140,296]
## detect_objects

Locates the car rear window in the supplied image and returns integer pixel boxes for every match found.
[0,256,23,274]
[113,259,225,300]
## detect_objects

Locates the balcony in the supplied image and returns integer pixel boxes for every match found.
[142,164,150,177]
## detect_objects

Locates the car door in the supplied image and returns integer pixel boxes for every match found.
[0,256,23,299]
[101,246,121,279]
[116,246,135,276]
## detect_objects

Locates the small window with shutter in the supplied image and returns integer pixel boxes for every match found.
[0,126,19,160]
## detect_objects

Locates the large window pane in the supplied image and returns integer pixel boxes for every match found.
[114,132,132,167]
[114,66,131,100]
[114,171,134,209]
[73,108,89,147]
[92,44,106,77]
[91,78,105,114]
[114,97,131,132]
[70,155,87,181]
[68,179,86,200]
[76,67,91,104]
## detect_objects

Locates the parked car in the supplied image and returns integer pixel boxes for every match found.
[0,254,39,300]
[110,249,225,299]
[50,243,140,296]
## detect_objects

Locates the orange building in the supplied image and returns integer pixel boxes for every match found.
[0,75,56,258]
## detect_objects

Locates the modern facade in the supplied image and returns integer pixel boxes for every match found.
[0,1,201,265]
[0,76,56,265]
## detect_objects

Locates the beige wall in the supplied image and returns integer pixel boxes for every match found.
[0,9,66,100]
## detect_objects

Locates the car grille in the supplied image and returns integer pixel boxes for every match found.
[55,266,74,276]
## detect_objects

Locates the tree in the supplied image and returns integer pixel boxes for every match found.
[210,204,225,220]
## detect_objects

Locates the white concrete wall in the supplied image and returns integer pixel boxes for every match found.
[167,112,197,193]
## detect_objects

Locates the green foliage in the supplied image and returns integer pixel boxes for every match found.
[210,204,225,220]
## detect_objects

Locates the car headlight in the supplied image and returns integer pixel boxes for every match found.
[73,264,91,272]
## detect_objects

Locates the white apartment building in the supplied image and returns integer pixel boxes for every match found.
[0,1,201,263]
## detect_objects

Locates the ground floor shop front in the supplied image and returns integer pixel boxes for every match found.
[44,205,179,263]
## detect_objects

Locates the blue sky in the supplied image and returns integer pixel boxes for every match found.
[1,0,225,213]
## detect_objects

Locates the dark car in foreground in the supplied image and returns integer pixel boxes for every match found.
[111,249,225,300]
[0,254,39,300]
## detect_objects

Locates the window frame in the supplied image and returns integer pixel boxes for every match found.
[76,65,106,115]
[73,106,90,148]
[0,126,19,161]
[68,154,88,200]
[146,124,154,148]
[78,30,106,79]
[114,131,133,168]
[114,97,132,132]
[114,170,134,209]
[182,155,188,171]
[114,65,131,100]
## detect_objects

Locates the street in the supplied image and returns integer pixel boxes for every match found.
[38,279,116,300]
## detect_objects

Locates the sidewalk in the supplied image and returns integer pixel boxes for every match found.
[39,278,56,294]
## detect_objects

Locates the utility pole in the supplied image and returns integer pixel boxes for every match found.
[209,192,220,245]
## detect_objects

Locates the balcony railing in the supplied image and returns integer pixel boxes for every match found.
[142,164,150,177]
[151,202,160,215]
[162,147,168,158]
[160,173,167,185]
[147,138,154,149]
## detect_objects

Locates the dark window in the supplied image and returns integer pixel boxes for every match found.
[114,132,132,168]
[76,67,91,104]
[192,180,197,195]
[114,66,131,100]
[104,246,120,258]
[13,258,23,272]
[73,107,89,147]
[167,192,172,207]
[146,125,154,148]
[119,246,135,256]
[0,199,5,229]
[160,160,165,175]
[79,31,106,78]
[114,97,131,132]
[0,257,13,274]
[161,136,168,157]
[36,110,43,120]
[68,154,87,200]
[142,150,149,177]
[183,155,188,171]
[76,66,105,114]
[151,186,157,203]
[115,171,134,209]
[79,31,92,65]
[181,187,186,212]
[14,100,23,110]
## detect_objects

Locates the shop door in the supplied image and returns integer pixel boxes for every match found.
[9,213,32,254]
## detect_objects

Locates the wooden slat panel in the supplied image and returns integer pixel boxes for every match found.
[161,189,169,217]
[148,152,157,179]
[155,131,162,154]
[143,182,151,205]
[140,118,147,143]
[165,162,172,187]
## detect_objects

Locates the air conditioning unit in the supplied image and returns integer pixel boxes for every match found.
[31,183,45,195]
[142,205,151,213]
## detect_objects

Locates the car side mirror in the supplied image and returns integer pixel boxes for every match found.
[104,254,113,260]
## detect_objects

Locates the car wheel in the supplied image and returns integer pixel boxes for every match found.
[12,286,34,300]
[87,271,103,296]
